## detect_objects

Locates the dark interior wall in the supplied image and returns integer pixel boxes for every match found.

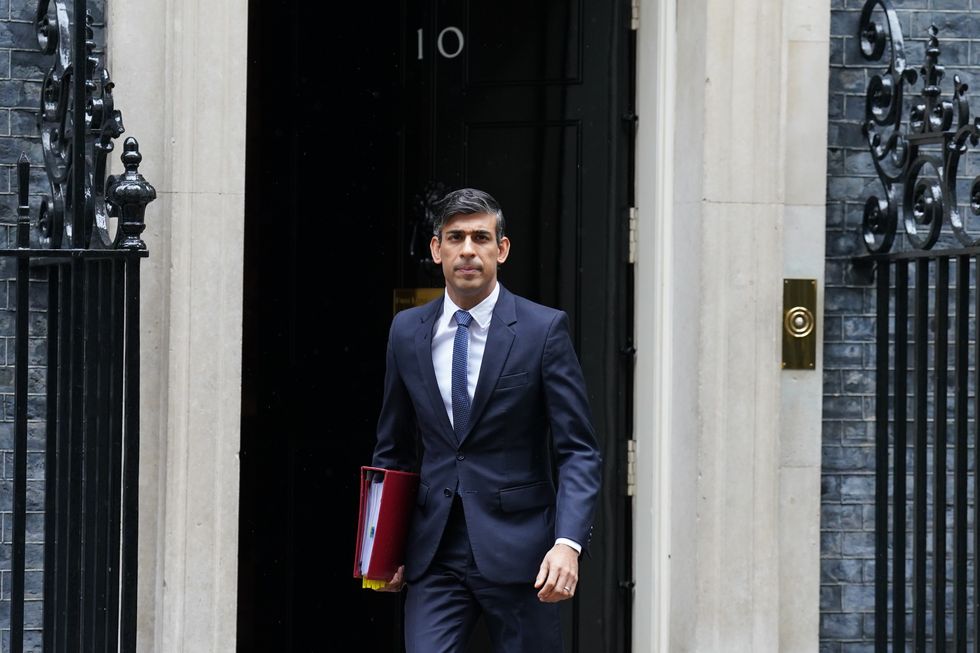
[238,2,404,651]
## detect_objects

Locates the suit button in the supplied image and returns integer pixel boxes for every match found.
[443,488,452,497]
[456,453,465,461]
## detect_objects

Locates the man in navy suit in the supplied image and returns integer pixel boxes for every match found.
[371,188,602,652]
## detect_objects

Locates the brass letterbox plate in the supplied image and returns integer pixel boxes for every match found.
[782,279,817,370]
[393,288,443,315]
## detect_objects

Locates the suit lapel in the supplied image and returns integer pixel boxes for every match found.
[414,298,456,444]
[458,285,517,446]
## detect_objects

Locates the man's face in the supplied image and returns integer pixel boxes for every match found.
[430,212,511,309]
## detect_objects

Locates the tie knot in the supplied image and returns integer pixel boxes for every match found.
[454,310,473,329]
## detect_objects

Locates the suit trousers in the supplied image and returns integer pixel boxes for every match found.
[404,494,564,653]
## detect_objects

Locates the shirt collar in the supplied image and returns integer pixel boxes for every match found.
[442,282,499,330]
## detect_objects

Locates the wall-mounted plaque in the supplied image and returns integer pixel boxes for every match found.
[782,278,817,370]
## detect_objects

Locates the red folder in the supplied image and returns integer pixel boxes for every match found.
[353,466,420,582]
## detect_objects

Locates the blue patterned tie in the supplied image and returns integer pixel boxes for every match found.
[452,310,473,436]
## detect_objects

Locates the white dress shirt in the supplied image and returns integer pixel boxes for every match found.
[431,282,582,555]
[431,283,498,429]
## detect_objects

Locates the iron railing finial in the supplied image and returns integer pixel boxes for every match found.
[107,138,156,252]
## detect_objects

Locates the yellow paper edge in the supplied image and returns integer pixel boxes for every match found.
[362,578,388,591]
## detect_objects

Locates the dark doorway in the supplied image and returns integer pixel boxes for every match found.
[238,1,634,651]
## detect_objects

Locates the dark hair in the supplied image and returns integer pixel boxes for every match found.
[432,188,506,243]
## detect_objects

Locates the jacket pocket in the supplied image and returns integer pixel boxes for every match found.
[498,480,554,512]
[417,481,430,507]
[495,371,528,391]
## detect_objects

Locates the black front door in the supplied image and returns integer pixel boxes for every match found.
[239,1,633,651]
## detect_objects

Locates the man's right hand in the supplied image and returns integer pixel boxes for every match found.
[377,565,406,592]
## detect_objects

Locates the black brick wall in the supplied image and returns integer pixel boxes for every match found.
[824,0,980,651]
[0,1,103,649]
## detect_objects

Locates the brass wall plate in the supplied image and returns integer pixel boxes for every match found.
[393,288,443,315]
[782,279,817,370]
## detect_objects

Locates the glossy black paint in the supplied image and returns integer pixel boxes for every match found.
[35,0,125,250]
[953,256,969,650]
[4,3,154,651]
[859,0,980,254]
[894,260,908,650]
[933,259,949,647]
[857,3,980,648]
[869,251,980,651]
[912,259,927,650]
[873,263,889,652]
[240,1,633,651]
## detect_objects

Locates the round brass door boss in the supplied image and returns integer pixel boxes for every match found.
[784,306,815,339]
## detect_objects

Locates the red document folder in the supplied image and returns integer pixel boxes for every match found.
[353,466,420,582]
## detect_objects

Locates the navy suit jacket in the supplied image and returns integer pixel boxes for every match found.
[371,284,603,585]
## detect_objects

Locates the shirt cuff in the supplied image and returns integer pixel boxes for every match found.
[555,537,582,554]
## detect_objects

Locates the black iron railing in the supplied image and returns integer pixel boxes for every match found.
[862,254,977,651]
[858,1,980,650]
[0,1,155,651]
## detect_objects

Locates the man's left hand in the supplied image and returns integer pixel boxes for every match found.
[534,543,579,602]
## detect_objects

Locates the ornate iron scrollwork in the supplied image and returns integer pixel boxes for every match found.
[859,0,980,253]
[33,0,152,250]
